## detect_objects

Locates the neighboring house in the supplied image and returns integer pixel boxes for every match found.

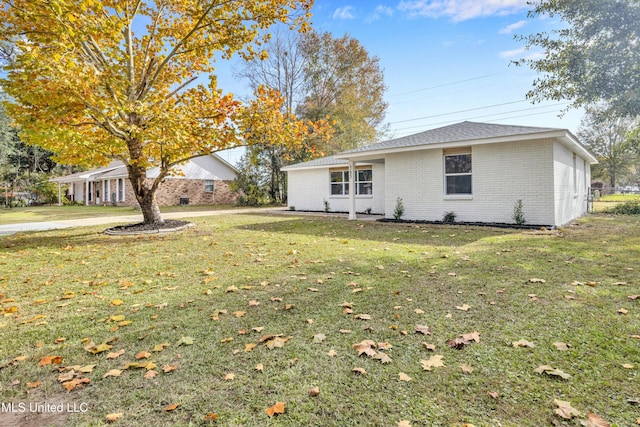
[51,154,238,207]
[282,121,598,227]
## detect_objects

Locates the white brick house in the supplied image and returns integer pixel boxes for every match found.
[282,121,598,227]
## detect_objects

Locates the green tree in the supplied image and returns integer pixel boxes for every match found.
[578,105,640,188]
[517,0,640,119]
[233,29,387,204]
[299,31,388,152]
[1,0,313,224]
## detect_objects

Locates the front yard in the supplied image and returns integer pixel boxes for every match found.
[0,213,638,426]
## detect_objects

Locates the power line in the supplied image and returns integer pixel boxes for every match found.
[389,99,529,125]
[390,104,570,137]
[387,72,506,97]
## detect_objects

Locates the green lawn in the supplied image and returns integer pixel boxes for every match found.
[0,213,638,426]
[592,193,640,213]
[0,204,239,224]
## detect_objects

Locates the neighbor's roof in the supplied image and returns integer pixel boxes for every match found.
[281,155,349,171]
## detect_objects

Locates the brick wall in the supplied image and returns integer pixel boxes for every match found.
[101,178,237,207]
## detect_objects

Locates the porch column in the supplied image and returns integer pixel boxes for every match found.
[85,179,89,206]
[57,182,62,206]
[348,160,356,220]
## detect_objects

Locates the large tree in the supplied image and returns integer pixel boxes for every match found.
[517,0,640,119]
[0,0,313,224]
[233,29,387,203]
[578,105,640,188]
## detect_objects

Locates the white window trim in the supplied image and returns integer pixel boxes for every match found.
[443,149,472,197]
[329,168,373,198]
[204,180,214,193]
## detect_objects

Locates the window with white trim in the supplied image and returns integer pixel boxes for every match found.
[444,148,472,195]
[204,180,214,192]
[330,168,373,196]
[117,178,125,202]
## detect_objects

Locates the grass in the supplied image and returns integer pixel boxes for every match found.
[0,213,639,426]
[0,204,240,225]
[592,193,640,213]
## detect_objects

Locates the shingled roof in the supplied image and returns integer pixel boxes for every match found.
[340,121,562,155]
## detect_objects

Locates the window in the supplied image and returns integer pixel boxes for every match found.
[330,171,349,195]
[204,180,214,192]
[330,168,373,196]
[444,149,472,195]
[117,178,125,202]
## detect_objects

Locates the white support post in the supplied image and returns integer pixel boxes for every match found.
[57,182,62,206]
[348,160,356,220]
[85,180,89,206]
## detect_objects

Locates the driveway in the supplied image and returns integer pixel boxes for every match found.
[0,207,280,236]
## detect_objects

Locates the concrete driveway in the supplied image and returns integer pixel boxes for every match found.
[0,207,279,236]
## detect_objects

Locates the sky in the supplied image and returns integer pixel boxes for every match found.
[216,0,583,165]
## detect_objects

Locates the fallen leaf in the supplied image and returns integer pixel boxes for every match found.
[553,399,580,419]
[61,377,90,392]
[422,342,436,351]
[420,355,445,371]
[265,401,285,417]
[460,364,474,374]
[78,364,96,373]
[107,349,125,359]
[255,363,264,371]
[86,343,112,354]
[622,363,634,369]
[135,351,151,360]
[163,364,177,373]
[456,304,471,311]
[373,352,392,364]
[398,421,412,427]
[398,372,412,382]
[204,413,218,422]
[176,336,194,346]
[152,343,170,352]
[553,342,571,351]
[415,325,431,335]
[144,370,158,379]
[103,369,122,378]
[414,308,425,314]
[265,336,288,349]
[223,373,235,381]
[354,313,371,320]
[309,386,320,396]
[618,308,628,315]
[352,340,377,357]
[535,365,570,379]
[106,413,123,422]
[313,333,326,343]
[352,367,367,375]
[26,381,41,388]
[583,411,611,427]
[512,339,535,348]
[110,299,123,306]
[163,403,179,412]
[327,349,337,357]
[38,355,63,366]
[488,391,499,399]
[245,343,257,352]
[529,278,546,283]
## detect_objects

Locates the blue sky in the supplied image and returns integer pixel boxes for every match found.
[216,0,583,164]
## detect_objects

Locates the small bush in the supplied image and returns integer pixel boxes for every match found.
[442,211,456,223]
[323,199,330,213]
[609,200,640,215]
[364,207,372,215]
[512,199,526,225]
[393,197,404,220]
[289,205,296,211]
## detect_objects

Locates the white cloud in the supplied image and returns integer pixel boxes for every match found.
[397,0,530,22]
[499,47,526,58]
[499,47,544,61]
[333,6,356,20]
[498,19,527,34]
[366,5,395,23]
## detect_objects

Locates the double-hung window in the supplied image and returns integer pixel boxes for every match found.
[330,168,373,196]
[444,149,472,195]
[204,180,214,193]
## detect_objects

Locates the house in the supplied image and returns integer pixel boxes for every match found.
[282,121,598,227]
[51,154,238,207]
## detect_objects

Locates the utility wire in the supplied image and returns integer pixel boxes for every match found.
[387,72,506,97]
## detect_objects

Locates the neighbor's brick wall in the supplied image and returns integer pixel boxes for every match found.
[109,178,237,207]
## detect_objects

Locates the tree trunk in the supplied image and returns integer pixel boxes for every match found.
[126,163,164,225]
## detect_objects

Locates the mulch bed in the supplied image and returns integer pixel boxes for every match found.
[104,220,192,235]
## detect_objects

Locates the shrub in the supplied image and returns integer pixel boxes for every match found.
[442,211,456,223]
[609,200,640,215]
[393,197,404,220]
[323,199,330,213]
[512,199,526,225]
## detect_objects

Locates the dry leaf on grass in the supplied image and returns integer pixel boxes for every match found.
[553,399,580,419]
[582,412,611,427]
[265,401,285,417]
[163,403,179,412]
[420,355,445,371]
[106,413,123,422]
